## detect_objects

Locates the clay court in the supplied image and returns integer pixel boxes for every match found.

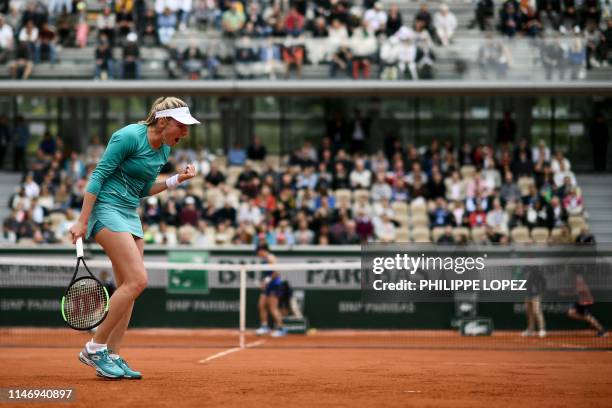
[1,329,612,407]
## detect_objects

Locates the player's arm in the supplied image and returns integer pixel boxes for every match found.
[142,164,197,197]
[70,192,97,243]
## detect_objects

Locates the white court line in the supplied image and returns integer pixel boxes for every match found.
[197,340,266,364]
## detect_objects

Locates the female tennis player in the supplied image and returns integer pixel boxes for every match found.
[69,97,200,379]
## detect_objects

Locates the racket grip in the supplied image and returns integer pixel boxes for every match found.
[76,237,84,259]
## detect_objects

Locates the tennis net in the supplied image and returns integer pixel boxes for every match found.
[0,255,611,350]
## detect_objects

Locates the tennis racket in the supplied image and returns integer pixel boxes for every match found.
[61,237,110,330]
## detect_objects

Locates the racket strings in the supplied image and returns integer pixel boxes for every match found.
[64,278,107,329]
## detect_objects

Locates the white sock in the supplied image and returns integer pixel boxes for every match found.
[109,353,120,360]
[86,339,107,354]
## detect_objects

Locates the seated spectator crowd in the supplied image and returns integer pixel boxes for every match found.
[1,118,595,247]
[1,0,610,80]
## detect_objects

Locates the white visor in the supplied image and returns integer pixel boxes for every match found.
[155,107,200,125]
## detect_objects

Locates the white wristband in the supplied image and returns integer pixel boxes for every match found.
[166,174,180,189]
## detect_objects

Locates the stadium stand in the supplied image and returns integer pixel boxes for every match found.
[0,0,611,80]
[0,117,597,246]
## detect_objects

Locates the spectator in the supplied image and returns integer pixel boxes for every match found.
[296,165,318,190]
[500,2,521,37]
[36,22,56,63]
[235,36,258,79]
[222,0,245,38]
[363,2,387,36]
[247,136,267,161]
[434,4,457,46]
[469,202,488,227]
[562,186,583,215]
[478,34,512,79]
[430,197,452,227]
[139,8,159,46]
[180,196,200,226]
[560,0,579,31]
[327,18,349,56]
[74,1,89,48]
[550,196,568,228]
[349,110,369,153]
[178,0,193,32]
[115,3,135,44]
[486,198,509,235]
[310,16,329,38]
[446,170,465,202]
[575,226,595,243]
[581,0,601,27]
[0,15,14,64]
[65,151,86,180]
[38,130,57,156]
[330,42,352,78]
[228,142,247,166]
[541,35,566,81]
[55,6,74,46]
[350,159,372,189]
[537,0,562,30]
[18,19,38,58]
[94,35,114,80]
[245,3,270,37]
[158,7,177,45]
[349,21,377,79]
[415,38,435,79]
[414,3,435,41]
[551,150,571,173]
[182,41,206,79]
[437,225,455,244]
[385,4,402,37]
[585,21,602,69]
[48,0,72,17]
[472,0,495,30]
[500,171,521,203]
[284,6,304,37]
[374,211,396,242]
[521,5,543,38]
[567,36,586,79]
[371,171,392,201]
[398,36,419,80]
[294,219,314,244]
[97,6,117,46]
[282,36,305,79]
[259,37,283,79]
[120,32,141,79]
[379,36,401,80]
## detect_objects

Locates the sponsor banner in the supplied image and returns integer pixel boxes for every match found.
[2,288,612,330]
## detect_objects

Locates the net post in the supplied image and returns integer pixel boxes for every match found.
[239,266,246,349]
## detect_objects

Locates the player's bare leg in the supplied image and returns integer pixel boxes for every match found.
[92,229,147,345]
[255,294,271,335]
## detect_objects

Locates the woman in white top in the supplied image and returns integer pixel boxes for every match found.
[433,4,457,46]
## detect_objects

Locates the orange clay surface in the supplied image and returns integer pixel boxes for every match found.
[1,329,612,407]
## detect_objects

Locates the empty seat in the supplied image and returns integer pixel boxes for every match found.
[511,226,532,244]
[531,227,550,243]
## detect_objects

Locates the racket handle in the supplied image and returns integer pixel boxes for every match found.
[76,237,84,259]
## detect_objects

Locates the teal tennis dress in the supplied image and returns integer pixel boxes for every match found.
[85,123,170,239]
